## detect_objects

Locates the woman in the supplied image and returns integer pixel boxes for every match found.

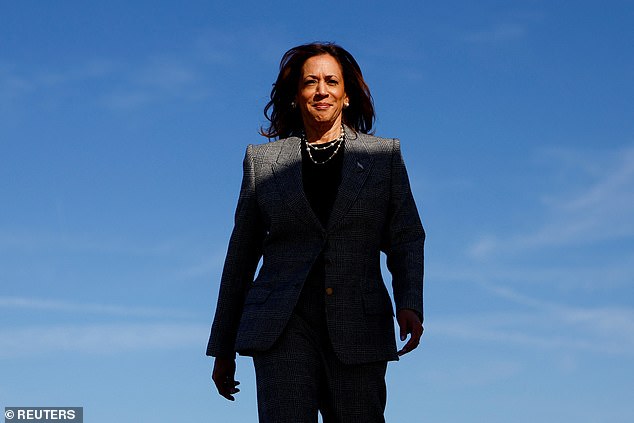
[207,42,425,423]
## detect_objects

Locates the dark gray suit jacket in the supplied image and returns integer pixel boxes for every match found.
[206,126,425,365]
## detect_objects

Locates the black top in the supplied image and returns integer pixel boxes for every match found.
[297,137,345,338]
[301,139,345,226]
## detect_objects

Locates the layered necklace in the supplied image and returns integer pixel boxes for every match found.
[302,124,345,165]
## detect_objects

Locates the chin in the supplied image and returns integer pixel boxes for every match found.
[309,113,337,123]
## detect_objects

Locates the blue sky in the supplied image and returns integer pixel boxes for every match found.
[1,1,633,422]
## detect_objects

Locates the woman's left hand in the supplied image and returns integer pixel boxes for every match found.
[396,309,424,356]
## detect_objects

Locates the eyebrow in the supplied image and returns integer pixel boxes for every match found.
[304,74,340,79]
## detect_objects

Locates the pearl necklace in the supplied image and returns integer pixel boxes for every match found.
[303,125,345,165]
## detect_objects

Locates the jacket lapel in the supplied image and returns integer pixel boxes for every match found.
[270,127,375,233]
[271,136,325,231]
[327,127,374,232]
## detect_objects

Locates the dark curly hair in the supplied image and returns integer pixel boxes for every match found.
[260,42,375,140]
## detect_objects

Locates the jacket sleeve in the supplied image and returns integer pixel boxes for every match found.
[206,144,265,358]
[381,139,425,321]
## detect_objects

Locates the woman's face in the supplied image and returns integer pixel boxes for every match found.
[296,54,349,132]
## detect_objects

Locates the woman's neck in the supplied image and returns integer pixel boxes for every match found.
[304,121,343,144]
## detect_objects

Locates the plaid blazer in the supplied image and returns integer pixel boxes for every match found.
[206,126,425,364]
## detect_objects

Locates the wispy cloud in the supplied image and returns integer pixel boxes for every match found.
[0,54,209,112]
[172,251,226,281]
[0,64,35,111]
[100,57,207,110]
[435,306,634,356]
[0,296,210,358]
[430,274,634,356]
[469,145,634,257]
[0,59,119,108]
[0,296,199,319]
[404,355,523,390]
[0,29,283,114]
[0,230,177,256]
[0,323,207,358]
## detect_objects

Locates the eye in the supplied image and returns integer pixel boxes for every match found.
[326,79,339,86]
[304,79,317,85]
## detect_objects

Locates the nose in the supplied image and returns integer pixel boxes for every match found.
[316,80,328,96]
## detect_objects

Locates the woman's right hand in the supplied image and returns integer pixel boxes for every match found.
[212,357,240,401]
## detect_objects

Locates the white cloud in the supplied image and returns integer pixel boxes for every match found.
[432,280,634,356]
[0,29,284,114]
[0,296,211,358]
[173,251,226,281]
[0,53,210,112]
[0,59,119,106]
[0,230,176,256]
[101,57,208,110]
[435,307,634,356]
[419,358,523,389]
[469,145,634,257]
[100,90,153,109]
[0,323,207,358]
[0,296,199,319]
[0,65,35,110]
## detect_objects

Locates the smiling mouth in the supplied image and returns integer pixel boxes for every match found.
[313,103,331,109]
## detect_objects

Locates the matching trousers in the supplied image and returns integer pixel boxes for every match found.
[252,258,388,423]
[251,254,389,423]
[253,313,387,423]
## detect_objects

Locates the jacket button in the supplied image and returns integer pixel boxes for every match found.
[325,287,334,296]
